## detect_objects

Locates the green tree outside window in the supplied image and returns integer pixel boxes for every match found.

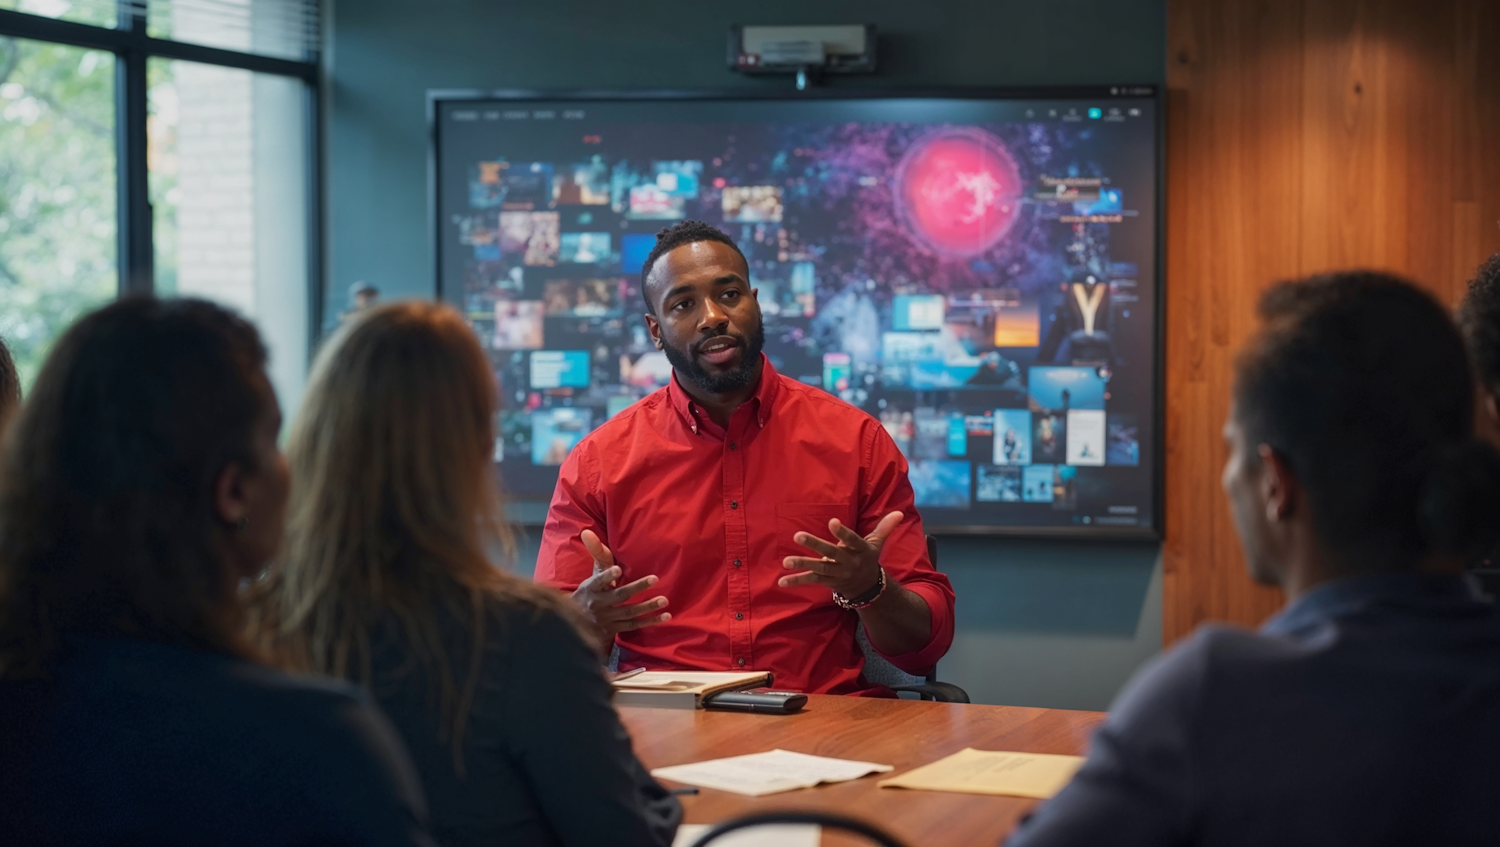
[0,36,117,388]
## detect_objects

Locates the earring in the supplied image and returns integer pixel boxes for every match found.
[235,517,249,533]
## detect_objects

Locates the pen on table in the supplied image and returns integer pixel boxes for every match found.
[611,667,647,682]
[669,787,699,796]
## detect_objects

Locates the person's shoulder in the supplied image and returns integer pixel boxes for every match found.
[481,583,574,627]
[1185,620,1336,675]
[1144,622,1291,680]
[1114,622,1300,719]
[479,584,599,659]
[225,662,426,836]
[774,373,880,428]
[235,665,426,797]
[574,386,672,448]
[466,588,609,716]
[99,641,399,766]
[68,637,373,718]
[1105,624,1255,719]
[232,658,373,711]
[1184,621,1275,655]
[221,655,397,743]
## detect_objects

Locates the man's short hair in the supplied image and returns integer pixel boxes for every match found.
[639,220,746,314]
[1458,252,1500,393]
[1235,271,1487,561]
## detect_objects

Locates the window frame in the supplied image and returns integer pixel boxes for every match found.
[0,4,323,349]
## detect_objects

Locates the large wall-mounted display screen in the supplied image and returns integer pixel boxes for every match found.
[432,90,1161,535]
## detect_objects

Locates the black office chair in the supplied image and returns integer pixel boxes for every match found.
[856,535,970,703]
[685,811,909,847]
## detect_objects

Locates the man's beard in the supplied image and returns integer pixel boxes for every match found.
[662,322,766,395]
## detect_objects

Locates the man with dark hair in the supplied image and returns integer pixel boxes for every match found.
[1006,272,1500,846]
[634,220,761,390]
[1458,252,1500,422]
[536,221,955,696]
[1458,251,1500,596]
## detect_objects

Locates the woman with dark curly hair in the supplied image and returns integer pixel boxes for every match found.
[0,298,433,847]
[0,336,19,431]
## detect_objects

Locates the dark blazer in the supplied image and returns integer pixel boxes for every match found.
[365,594,681,847]
[0,636,433,846]
[1006,573,1500,847]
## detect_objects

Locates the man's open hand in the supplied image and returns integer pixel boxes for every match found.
[570,529,671,637]
[779,511,903,598]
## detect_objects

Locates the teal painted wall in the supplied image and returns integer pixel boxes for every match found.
[327,0,1168,711]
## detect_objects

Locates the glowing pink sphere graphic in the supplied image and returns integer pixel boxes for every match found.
[894,128,1023,258]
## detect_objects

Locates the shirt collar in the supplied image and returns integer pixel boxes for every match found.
[667,354,781,434]
[1261,571,1482,637]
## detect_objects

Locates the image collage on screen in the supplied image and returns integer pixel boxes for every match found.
[438,97,1158,532]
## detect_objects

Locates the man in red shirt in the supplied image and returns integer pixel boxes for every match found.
[535,221,956,696]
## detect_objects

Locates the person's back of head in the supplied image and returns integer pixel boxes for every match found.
[250,300,578,756]
[1225,271,1500,592]
[1458,252,1500,442]
[0,297,284,678]
[0,338,18,433]
[0,299,436,847]
[1010,272,1500,847]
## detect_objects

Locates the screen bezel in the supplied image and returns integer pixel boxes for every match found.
[427,86,1165,540]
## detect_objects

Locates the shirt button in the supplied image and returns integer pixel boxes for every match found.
[737,658,746,667]
[735,612,744,620]
[730,500,739,510]
[733,559,742,567]
[729,442,737,450]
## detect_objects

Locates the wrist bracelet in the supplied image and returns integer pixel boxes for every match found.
[833,567,887,611]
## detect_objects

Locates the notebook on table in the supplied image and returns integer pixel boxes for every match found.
[611,670,772,709]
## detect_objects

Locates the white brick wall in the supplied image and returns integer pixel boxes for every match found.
[163,0,311,423]
[175,61,256,315]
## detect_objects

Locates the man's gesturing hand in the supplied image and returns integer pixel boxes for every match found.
[779,511,904,598]
[571,529,671,637]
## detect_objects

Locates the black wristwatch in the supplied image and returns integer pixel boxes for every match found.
[832,567,887,610]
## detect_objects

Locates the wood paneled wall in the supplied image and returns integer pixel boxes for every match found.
[1163,0,1500,642]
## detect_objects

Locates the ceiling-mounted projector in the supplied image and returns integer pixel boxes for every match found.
[728,24,877,89]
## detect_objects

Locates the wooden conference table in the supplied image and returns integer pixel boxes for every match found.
[620,695,1106,847]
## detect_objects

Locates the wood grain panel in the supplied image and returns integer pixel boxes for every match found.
[1164,0,1500,643]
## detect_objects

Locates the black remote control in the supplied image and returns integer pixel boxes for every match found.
[703,688,808,714]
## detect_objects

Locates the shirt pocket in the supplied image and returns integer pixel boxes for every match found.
[774,502,856,563]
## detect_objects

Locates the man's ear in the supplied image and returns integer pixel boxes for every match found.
[1257,444,1298,523]
[645,314,663,350]
[1468,387,1500,449]
[214,461,248,529]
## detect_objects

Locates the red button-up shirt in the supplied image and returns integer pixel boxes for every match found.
[535,357,956,696]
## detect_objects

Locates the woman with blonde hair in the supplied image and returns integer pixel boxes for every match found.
[249,301,679,847]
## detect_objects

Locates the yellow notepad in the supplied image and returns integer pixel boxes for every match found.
[878,748,1084,799]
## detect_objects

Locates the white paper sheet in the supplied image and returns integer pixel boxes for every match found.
[671,823,820,847]
[651,749,894,797]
